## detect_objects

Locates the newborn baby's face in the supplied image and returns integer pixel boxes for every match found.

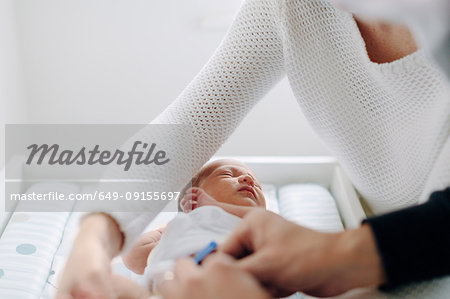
[198,159,266,208]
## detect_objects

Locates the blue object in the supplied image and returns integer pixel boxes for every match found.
[193,241,217,264]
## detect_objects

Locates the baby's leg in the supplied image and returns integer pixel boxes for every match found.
[112,274,150,299]
[122,228,164,274]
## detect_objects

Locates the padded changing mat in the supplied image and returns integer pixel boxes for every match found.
[0,183,76,299]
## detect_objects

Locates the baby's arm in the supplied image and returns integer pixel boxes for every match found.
[181,187,256,218]
[122,227,164,274]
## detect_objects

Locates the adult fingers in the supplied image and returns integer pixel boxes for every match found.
[201,251,235,268]
[156,281,176,299]
[234,250,273,282]
[220,215,256,258]
[157,258,200,299]
[204,253,278,299]
[233,252,296,298]
[222,210,285,258]
[111,274,150,299]
[156,272,179,299]
[266,285,295,298]
[172,258,201,280]
[54,293,73,299]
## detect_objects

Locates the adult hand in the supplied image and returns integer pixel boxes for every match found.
[158,253,271,299]
[55,214,123,299]
[221,209,386,297]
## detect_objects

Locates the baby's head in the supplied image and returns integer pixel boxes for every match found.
[181,159,266,210]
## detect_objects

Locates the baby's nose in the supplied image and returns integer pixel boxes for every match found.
[239,174,255,186]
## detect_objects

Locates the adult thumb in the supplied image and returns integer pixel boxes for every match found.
[220,220,254,259]
[235,251,273,284]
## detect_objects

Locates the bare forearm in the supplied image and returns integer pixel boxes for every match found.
[79,213,124,258]
[122,228,163,274]
[57,213,125,298]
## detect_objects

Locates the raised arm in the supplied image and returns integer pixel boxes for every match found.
[58,1,285,297]
[110,0,286,252]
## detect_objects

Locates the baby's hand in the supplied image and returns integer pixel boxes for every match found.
[181,187,218,212]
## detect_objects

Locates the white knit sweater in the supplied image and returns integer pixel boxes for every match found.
[111,0,450,253]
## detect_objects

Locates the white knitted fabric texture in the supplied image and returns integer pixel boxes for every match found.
[112,0,449,248]
[110,0,449,294]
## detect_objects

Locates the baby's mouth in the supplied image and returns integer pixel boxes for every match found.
[238,186,256,199]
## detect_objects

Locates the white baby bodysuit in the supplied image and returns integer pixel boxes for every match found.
[143,206,241,284]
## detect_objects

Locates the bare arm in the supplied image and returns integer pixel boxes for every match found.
[84,213,124,257]
[58,0,284,296]
[122,227,164,274]
[108,0,285,252]
[56,213,124,298]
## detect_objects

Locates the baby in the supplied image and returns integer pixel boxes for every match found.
[121,158,266,279]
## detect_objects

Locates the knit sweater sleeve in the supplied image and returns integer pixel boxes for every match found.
[364,187,450,289]
[109,0,285,252]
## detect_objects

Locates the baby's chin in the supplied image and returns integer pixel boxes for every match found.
[228,195,262,207]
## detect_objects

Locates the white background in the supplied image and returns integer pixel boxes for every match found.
[1,0,331,168]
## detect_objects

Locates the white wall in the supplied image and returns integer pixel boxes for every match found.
[9,0,331,157]
[0,0,29,168]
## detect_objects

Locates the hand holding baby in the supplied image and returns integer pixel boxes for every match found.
[221,209,386,297]
[158,253,271,299]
